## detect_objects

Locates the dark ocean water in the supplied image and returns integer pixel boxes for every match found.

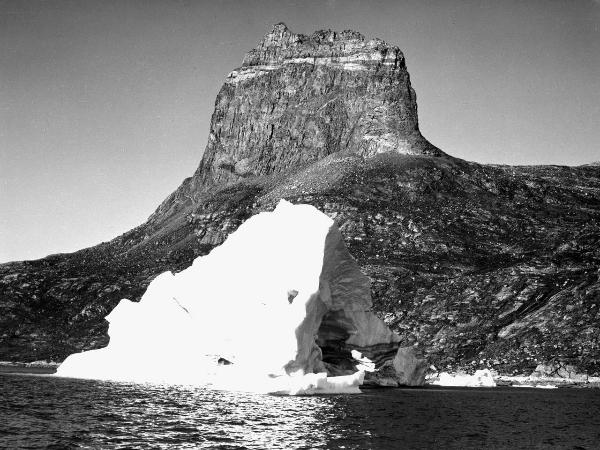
[1,373,599,449]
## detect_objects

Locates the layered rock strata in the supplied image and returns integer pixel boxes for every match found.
[152,23,442,221]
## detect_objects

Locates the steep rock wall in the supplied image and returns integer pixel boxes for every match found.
[151,23,442,222]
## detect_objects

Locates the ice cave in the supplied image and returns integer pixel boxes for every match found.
[57,200,426,394]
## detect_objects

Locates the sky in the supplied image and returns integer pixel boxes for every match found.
[1,0,599,263]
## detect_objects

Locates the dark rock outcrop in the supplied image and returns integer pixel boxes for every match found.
[151,23,442,222]
[1,24,599,379]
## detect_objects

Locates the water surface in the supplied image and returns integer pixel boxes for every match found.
[1,373,599,449]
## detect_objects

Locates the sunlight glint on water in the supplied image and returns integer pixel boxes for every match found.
[2,373,600,449]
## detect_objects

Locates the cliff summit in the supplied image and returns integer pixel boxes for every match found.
[154,23,442,221]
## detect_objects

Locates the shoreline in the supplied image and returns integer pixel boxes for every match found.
[492,375,600,389]
[426,370,600,389]
[2,362,599,388]
[0,361,59,375]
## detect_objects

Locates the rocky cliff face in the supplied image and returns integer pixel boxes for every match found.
[152,23,441,221]
[1,24,599,379]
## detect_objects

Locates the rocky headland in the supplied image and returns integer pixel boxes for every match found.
[1,23,599,382]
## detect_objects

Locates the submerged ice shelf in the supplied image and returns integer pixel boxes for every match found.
[57,200,425,394]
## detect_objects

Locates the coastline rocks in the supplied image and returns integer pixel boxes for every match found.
[491,362,600,388]
[363,346,427,387]
[393,347,428,386]
[57,201,426,393]
[531,363,589,382]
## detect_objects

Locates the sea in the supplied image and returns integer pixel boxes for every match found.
[1,373,599,449]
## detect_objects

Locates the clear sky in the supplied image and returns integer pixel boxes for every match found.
[1,0,599,263]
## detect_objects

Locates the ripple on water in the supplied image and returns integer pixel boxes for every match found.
[1,374,600,449]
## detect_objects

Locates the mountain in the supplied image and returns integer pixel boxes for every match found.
[152,22,442,222]
[1,24,599,377]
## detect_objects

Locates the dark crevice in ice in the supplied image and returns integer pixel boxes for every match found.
[316,310,358,376]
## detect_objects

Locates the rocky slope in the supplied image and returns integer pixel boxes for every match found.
[1,24,599,378]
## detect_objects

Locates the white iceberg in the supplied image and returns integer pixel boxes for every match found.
[57,200,425,394]
[432,369,497,387]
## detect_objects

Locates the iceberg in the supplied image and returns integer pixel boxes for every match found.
[57,200,425,394]
[432,369,497,387]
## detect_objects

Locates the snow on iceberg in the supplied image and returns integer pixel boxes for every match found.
[57,200,426,394]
